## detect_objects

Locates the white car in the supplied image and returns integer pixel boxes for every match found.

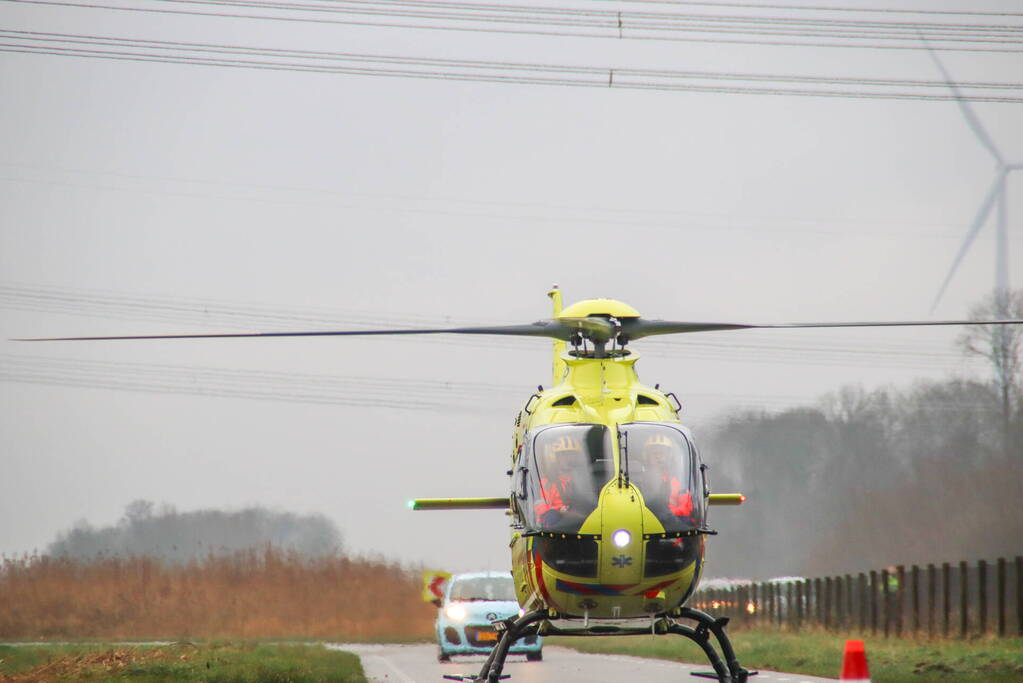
[435,571,543,663]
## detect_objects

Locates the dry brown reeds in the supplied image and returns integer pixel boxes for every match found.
[0,548,435,641]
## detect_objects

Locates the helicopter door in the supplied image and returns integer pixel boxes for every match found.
[521,424,613,534]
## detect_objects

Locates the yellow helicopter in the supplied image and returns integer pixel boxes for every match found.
[19,286,1023,683]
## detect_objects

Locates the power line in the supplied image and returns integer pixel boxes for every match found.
[0,160,1001,239]
[584,0,1023,19]
[5,0,1021,53]
[0,353,825,412]
[3,30,1022,101]
[0,171,998,241]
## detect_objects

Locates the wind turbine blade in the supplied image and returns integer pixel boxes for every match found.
[930,174,1003,313]
[921,38,1004,165]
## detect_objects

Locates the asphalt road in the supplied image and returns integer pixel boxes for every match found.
[333,643,839,683]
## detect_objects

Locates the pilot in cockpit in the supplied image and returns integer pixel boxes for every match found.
[636,433,694,521]
[534,435,585,526]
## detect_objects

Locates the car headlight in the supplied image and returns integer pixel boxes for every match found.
[445,603,467,621]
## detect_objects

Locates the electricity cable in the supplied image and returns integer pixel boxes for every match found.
[4,0,1021,53]
[3,31,1021,101]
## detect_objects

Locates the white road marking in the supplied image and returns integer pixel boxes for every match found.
[364,653,417,683]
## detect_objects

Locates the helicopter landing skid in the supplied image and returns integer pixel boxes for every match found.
[472,610,547,683]
[470,607,754,683]
[669,607,756,683]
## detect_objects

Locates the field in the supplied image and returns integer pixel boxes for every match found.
[5,552,1023,682]
[0,642,364,683]
[0,550,434,641]
[552,629,1023,683]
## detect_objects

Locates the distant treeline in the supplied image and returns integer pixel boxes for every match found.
[0,548,434,640]
[46,501,343,564]
[703,377,1022,580]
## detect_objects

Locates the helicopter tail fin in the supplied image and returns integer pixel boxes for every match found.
[548,285,567,384]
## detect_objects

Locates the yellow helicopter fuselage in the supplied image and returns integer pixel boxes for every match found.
[508,348,706,620]
[501,291,720,623]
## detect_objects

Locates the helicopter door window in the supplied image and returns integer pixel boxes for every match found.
[623,423,705,532]
[524,424,612,534]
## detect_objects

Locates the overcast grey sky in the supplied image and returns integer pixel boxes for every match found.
[1,0,1020,574]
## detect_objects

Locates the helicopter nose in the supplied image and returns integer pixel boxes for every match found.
[599,485,644,585]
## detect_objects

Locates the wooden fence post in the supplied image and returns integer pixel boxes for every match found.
[912,564,920,635]
[859,573,867,633]
[882,568,891,638]
[845,574,854,631]
[870,570,878,635]
[1017,556,1022,637]
[979,559,988,636]
[927,563,936,639]
[824,577,832,630]
[771,582,778,626]
[943,562,951,638]
[960,560,969,639]
[997,558,1006,637]
[896,565,905,637]
[785,580,793,629]
[836,575,845,631]
[795,581,803,630]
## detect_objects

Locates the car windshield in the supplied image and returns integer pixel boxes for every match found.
[622,422,704,532]
[449,575,516,602]
[522,424,613,533]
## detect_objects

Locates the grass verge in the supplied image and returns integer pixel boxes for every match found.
[550,629,1023,683]
[0,641,366,683]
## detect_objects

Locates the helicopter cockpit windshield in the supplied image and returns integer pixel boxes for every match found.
[622,422,705,533]
[521,424,612,534]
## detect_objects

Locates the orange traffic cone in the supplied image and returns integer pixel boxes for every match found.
[839,639,871,682]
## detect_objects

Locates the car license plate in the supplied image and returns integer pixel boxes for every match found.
[478,631,498,641]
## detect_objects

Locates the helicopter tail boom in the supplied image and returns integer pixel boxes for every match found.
[408,497,509,510]
[708,493,746,505]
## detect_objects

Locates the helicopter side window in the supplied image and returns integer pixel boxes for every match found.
[523,424,612,534]
[623,423,705,532]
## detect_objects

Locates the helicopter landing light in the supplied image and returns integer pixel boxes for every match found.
[612,529,631,548]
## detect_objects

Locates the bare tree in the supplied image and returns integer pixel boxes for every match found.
[957,289,1023,455]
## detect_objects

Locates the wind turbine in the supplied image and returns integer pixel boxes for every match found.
[926,47,1021,315]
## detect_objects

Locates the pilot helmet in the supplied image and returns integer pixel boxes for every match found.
[544,435,582,463]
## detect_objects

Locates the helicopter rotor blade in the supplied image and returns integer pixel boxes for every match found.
[13,318,611,343]
[14,315,1021,344]
[621,317,1023,341]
